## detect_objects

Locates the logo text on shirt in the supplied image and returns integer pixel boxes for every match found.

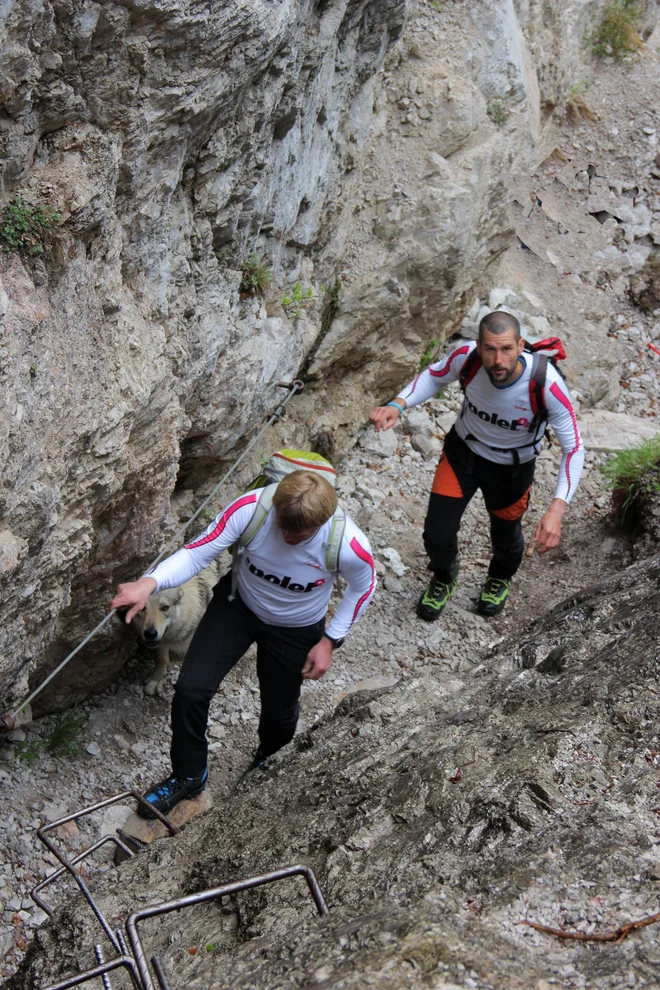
[247,558,326,593]
[466,399,529,430]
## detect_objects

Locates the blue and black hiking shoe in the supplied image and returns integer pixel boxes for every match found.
[416,577,458,621]
[477,577,511,617]
[137,768,208,819]
[251,746,267,770]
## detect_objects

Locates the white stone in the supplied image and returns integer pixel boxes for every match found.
[359,429,399,458]
[380,547,408,576]
[520,290,544,314]
[578,411,658,453]
[411,434,442,460]
[488,287,517,310]
[625,243,652,273]
[402,408,436,438]
[526,316,552,338]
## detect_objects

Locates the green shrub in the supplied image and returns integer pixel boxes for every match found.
[240,252,272,296]
[487,99,509,125]
[0,197,61,255]
[282,282,314,319]
[591,2,643,59]
[600,435,660,524]
[419,337,439,371]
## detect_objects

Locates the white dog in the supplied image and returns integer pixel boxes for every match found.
[132,563,220,695]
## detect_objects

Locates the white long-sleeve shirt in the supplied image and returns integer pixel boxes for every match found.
[399,342,584,503]
[150,491,377,639]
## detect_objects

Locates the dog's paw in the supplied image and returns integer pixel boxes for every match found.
[145,677,166,697]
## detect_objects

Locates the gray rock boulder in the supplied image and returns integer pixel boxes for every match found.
[401,407,437,438]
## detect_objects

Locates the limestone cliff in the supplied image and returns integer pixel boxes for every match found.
[0,0,657,711]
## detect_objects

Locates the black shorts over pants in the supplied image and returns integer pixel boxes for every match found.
[423,427,535,584]
[170,573,324,778]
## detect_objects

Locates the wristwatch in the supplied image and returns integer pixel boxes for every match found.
[323,633,344,649]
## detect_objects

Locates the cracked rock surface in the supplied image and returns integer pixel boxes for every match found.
[10,551,660,990]
[1,0,643,712]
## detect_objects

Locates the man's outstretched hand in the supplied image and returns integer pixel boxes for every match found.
[369,399,406,432]
[302,637,334,680]
[531,499,567,555]
[111,576,157,623]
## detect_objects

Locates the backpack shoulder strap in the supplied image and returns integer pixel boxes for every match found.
[229,485,276,600]
[458,348,481,392]
[326,505,346,575]
[237,484,275,550]
[529,353,549,424]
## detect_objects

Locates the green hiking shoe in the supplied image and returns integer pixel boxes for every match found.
[416,577,458,622]
[478,576,511,617]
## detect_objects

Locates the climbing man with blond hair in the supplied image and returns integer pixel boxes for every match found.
[111,470,376,816]
[369,311,584,621]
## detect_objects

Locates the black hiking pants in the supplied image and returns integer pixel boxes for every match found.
[170,573,325,778]
[423,428,535,584]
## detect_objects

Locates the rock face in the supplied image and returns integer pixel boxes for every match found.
[1,0,659,711]
[13,554,660,989]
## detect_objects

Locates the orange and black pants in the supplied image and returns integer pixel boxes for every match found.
[423,428,535,583]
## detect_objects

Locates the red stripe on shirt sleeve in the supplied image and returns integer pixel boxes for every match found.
[184,493,259,549]
[549,382,580,495]
[349,536,376,624]
[428,344,471,377]
[407,372,423,396]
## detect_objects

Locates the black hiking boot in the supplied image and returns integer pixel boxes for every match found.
[137,767,208,819]
[477,576,512,617]
[416,577,458,622]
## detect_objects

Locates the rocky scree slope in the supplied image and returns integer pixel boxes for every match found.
[13,548,660,990]
[1,0,650,712]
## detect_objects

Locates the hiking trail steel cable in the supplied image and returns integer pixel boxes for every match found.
[1,381,304,730]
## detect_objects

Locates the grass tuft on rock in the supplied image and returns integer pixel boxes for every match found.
[486,98,509,125]
[591,1,643,60]
[601,435,660,524]
[240,252,272,297]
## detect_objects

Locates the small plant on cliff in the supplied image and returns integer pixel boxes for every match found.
[240,252,272,296]
[600,435,660,524]
[282,282,314,319]
[0,197,61,256]
[487,98,509,125]
[591,1,643,60]
[419,337,440,371]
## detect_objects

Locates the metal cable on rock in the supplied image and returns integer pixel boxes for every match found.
[2,381,304,727]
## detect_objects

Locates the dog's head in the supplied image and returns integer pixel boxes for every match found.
[132,588,183,647]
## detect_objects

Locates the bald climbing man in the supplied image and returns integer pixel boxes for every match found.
[369,311,584,620]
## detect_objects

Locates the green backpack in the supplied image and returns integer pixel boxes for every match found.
[229,449,346,599]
